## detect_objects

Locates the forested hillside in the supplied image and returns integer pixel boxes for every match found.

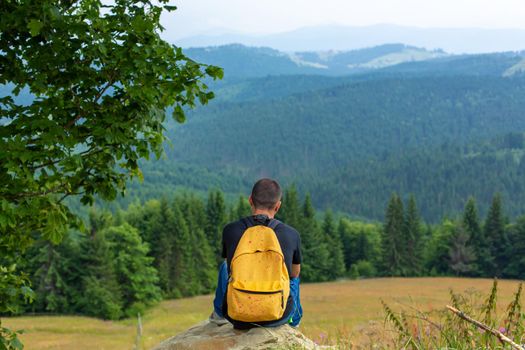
[172,76,525,170]
[312,133,525,220]
[137,70,525,221]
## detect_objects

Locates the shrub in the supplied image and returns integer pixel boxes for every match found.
[354,260,377,278]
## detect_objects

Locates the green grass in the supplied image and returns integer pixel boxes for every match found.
[3,277,523,349]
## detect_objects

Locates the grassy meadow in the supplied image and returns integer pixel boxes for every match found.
[4,277,523,349]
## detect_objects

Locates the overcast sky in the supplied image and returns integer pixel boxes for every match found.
[161,0,525,40]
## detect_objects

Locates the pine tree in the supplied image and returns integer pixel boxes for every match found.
[462,197,488,276]
[104,223,162,316]
[339,218,382,275]
[178,195,217,294]
[171,202,196,297]
[149,199,175,294]
[179,194,208,229]
[28,238,73,313]
[448,225,476,276]
[322,210,345,280]
[404,195,423,276]
[233,195,251,220]
[298,194,330,282]
[338,219,354,270]
[279,185,301,229]
[381,193,405,276]
[484,194,509,277]
[424,220,456,275]
[188,227,218,294]
[504,216,525,279]
[88,208,112,237]
[77,230,123,320]
[206,190,228,262]
[125,199,161,244]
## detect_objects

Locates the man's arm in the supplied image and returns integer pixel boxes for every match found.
[290,230,302,278]
[291,229,302,278]
[291,264,301,278]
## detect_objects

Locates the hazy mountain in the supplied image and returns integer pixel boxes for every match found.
[186,43,448,78]
[377,52,524,77]
[175,24,525,54]
[186,44,522,81]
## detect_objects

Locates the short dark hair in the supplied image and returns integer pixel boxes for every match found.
[251,178,282,210]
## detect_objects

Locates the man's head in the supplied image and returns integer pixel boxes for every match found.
[249,178,282,214]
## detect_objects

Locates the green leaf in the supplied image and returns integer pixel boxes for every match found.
[98,44,107,55]
[172,105,185,123]
[27,19,44,37]
[205,66,224,80]
[10,335,24,350]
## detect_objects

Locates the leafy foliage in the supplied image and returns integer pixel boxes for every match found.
[0,321,23,350]
[0,0,221,343]
[0,0,221,254]
[0,266,33,315]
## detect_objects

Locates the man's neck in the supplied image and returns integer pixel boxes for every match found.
[252,209,275,219]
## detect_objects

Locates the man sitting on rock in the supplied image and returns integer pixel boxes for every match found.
[210,178,303,329]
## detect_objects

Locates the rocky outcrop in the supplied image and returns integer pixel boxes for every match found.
[153,320,329,350]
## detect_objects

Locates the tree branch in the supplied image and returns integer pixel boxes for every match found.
[57,190,86,204]
[64,79,116,129]
[6,184,68,200]
[446,305,525,350]
[28,146,100,171]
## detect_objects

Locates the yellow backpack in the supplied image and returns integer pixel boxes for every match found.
[226,219,290,322]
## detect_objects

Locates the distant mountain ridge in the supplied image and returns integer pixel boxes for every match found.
[174,24,525,54]
[291,43,447,71]
[186,44,522,79]
[186,43,447,77]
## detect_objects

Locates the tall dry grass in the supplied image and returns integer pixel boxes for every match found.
[381,280,524,350]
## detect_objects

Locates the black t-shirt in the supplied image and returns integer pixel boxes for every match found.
[221,215,302,277]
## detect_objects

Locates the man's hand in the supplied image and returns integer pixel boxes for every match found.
[291,264,301,278]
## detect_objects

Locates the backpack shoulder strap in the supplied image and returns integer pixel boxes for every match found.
[243,216,280,230]
[267,219,281,230]
[241,217,252,230]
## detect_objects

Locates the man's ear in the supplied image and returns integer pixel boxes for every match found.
[274,201,282,213]
[248,195,254,207]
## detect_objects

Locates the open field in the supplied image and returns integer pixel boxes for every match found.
[4,277,523,349]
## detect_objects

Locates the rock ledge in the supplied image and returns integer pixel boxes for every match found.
[153,320,328,350]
